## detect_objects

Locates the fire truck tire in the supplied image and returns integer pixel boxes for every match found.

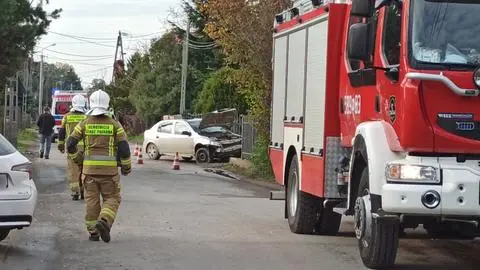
[286,155,318,234]
[356,167,399,269]
[0,229,10,242]
[315,206,342,235]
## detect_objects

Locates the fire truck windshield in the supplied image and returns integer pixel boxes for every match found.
[410,0,480,69]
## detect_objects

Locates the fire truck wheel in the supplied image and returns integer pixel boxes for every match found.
[355,167,399,269]
[286,155,318,234]
[315,206,341,235]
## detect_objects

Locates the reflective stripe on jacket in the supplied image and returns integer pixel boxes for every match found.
[69,115,130,175]
[61,112,87,147]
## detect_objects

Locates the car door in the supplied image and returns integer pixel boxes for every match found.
[155,121,174,154]
[172,121,195,155]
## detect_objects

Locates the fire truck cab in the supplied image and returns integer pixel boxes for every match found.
[269,0,480,268]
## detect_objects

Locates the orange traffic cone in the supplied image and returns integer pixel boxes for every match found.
[134,144,139,156]
[172,152,180,170]
[137,149,144,164]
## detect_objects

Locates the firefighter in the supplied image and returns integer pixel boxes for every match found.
[58,94,87,201]
[66,89,131,242]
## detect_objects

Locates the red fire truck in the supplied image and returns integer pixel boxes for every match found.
[51,90,89,142]
[269,0,480,268]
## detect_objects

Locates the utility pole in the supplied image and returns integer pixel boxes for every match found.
[180,18,190,115]
[15,72,19,123]
[3,83,7,135]
[38,43,56,115]
[112,31,125,86]
[38,54,44,116]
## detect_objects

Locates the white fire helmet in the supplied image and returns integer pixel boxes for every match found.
[71,94,87,113]
[86,90,110,116]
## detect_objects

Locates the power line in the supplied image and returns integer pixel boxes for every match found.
[49,32,117,48]
[77,66,113,76]
[44,48,112,58]
[188,39,216,46]
[48,31,140,50]
[46,55,112,62]
[48,30,164,41]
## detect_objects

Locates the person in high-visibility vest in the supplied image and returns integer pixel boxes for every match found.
[58,94,87,201]
[66,90,131,242]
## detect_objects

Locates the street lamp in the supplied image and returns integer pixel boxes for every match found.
[38,43,56,116]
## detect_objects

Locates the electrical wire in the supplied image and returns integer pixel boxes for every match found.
[77,66,112,76]
[46,55,113,62]
[188,39,216,46]
[44,48,112,58]
[48,31,164,41]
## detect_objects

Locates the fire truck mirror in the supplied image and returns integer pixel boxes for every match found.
[347,23,370,62]
[350,0,375,17]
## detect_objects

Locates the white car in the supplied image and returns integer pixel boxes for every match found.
[0,133,38,242]
[143,109,242,163]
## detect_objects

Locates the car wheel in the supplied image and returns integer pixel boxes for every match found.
[146,143,161,160]
[0,229,10,242]
[195,147,211,164]
[182,156,193,161]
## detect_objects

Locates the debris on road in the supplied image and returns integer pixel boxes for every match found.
[203,168,239,180]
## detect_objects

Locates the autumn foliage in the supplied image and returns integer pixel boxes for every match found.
[197,0,291,137]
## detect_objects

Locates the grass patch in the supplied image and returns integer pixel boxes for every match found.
[129,134,144,144]
[221,135,275,183]
[223,162,275,183]
[16,128,38,153]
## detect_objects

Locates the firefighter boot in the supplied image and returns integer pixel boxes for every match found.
[95,219,111,243]
[89,232,100,241]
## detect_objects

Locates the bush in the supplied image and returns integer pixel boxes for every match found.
[250,135,273,179]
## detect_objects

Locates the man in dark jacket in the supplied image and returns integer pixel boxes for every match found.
[36,106,56,159]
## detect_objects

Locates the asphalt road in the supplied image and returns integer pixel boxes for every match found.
[1,144,479,269]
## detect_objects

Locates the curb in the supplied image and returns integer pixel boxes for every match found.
[207,167,283,191]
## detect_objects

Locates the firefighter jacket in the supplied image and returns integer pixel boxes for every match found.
[58,111,87,150]
[66,115,131,176]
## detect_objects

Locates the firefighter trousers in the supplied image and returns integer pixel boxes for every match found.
[83,174,121,234]
[67,158,82,194]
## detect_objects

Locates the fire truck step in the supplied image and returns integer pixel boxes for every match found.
[269,191,285,200]
[333,207,347,215]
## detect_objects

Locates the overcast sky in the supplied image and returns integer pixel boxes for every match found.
[36,0,182,89]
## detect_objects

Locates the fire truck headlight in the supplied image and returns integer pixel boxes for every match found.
[386,164,439,184]
[473,66,480,89]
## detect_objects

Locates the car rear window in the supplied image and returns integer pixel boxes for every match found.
[0,133,16,156]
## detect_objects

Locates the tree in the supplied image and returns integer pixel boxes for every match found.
[44,63,83,91]
[198,0,291,137]
[194,67,247,114]
[30,62,82,106]
[0,0,61,80]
